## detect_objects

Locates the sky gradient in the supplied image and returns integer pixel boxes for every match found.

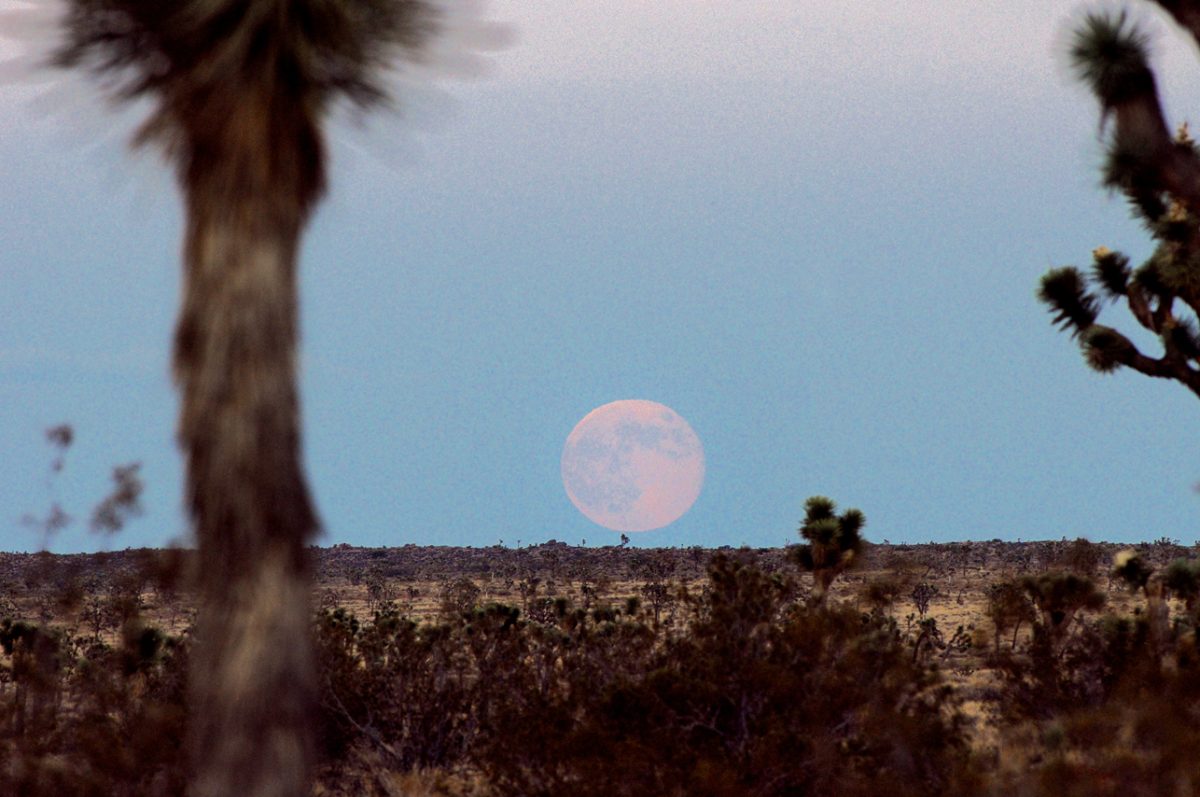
[2,0,1199,552]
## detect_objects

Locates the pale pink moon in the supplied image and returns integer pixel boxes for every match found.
[561,399,705,533]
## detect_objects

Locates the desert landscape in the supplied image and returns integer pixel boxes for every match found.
[5,1,1200,795]
[1,533,1196,795]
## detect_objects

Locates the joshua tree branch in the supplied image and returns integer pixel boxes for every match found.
[1151,291,1177,331]
[1115,91,1200,211]
[1126,284,1158,332]
[1153,1,1200,49]
[1179,298,1200,325]
[1106,331,1200,396]
[1077,9,1200,213]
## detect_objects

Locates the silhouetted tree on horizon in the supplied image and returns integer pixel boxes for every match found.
[791,495,865,603]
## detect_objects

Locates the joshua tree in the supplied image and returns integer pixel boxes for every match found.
[1020,571,1105,653]
[1163,556,1200,612]
[985,578,1037,652]
[51,3,441,795]
[1110,547,1200,645]
[1039,8,1200,398]
[791,495,865,604]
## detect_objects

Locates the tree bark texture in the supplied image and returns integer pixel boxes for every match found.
[175,127,322,797]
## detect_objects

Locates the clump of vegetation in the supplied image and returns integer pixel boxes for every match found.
[0,538,986,796]
[791,495,866,603]
[0,595,188,796]
[472,554,970,797]
[7,537,1200,795]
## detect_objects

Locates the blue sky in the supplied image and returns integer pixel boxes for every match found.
[2,0,1199,553]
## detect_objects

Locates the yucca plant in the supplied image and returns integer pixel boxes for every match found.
[1021,571,1105,652]
[45,3,445,795]
[791,495,865,604]
[1040,8,1200,399]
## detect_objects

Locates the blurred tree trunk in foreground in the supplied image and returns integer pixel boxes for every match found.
[53,2,444,794]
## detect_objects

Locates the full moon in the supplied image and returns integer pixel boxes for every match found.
[561,399,705,532]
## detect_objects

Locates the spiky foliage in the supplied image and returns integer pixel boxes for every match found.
[1112,548,1154,592]
[1042,7,1200,399]
[55,1,435,217]
[1070,11,1154,107]
[1021,572,1105,640]
[1162,557,1200,610]
[791,495,866,603]
[985,579,1037,652]
[1039,267,1098,336]
[51,3,440,796]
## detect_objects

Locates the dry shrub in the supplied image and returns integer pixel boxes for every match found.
[475,555,971,797]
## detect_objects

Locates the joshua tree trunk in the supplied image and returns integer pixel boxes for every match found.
[160,57,329,791]
[178,184,320,796]
[50,3,444,793]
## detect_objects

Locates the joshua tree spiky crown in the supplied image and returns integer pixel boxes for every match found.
[54,0,436,242]
[1040,7,1200,398]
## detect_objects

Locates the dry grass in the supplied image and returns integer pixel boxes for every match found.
[313,750,483,797]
